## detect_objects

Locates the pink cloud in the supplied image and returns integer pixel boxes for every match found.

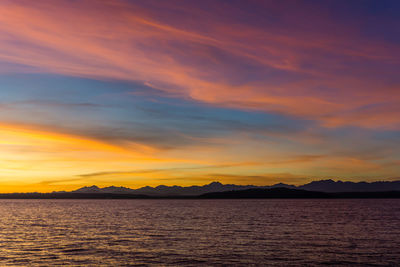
[0,0,399,129]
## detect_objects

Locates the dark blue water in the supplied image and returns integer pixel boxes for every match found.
[0,199,399,266]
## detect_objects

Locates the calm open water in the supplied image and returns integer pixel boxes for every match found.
[0,199,399,266]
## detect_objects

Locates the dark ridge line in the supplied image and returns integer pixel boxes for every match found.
[50,179,400,197]
[0,188,399,199]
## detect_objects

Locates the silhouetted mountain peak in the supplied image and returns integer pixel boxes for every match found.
[73,185,101,193]
[155,185,168,189]
[101,186,136,194]
[310,179,335,184]
[269,183,296,189]
[205,181,223,188]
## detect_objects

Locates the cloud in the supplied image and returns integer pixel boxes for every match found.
[77,162,260,178]
[0,0,398,129]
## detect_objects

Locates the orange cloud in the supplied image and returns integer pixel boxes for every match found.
[0,121,216,190]
[0,120,398,192]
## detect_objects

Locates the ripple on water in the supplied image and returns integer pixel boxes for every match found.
[0,199,399,266]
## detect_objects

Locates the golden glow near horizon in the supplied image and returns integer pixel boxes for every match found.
[0,1,399,192]
[0,122,396,193]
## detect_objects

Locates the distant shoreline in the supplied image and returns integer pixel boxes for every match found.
[1,188,400,199]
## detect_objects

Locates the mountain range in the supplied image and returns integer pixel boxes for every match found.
[65,179,400,196]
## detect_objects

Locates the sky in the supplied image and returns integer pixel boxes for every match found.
[0,0,399,192]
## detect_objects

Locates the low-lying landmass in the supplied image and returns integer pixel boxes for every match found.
[0,179,399,199]
[199,188,400,199]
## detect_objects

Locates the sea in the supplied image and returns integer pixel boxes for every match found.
[0,199,399,266]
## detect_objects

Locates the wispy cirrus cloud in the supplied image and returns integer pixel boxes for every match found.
[0,0,399,129]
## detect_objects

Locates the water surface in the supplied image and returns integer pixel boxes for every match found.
[0,199,399,266]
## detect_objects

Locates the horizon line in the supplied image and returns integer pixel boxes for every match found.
[2,178,400,194]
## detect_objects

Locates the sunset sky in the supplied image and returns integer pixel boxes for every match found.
[0,0,399,192]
